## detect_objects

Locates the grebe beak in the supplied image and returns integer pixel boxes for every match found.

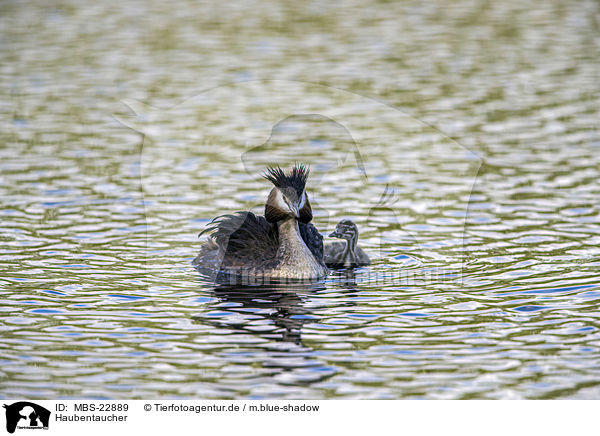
[291,203,300,219]
[329,230,342,238]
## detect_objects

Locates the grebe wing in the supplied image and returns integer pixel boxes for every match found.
[201,211,279,265]
[299,222,324,261]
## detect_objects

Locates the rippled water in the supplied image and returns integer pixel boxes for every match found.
[1,0,599,399]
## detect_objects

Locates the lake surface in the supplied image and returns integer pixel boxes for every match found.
[1,0,599,399]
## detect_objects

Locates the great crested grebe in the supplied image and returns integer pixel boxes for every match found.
[324,219,370,268]
[192,164,328,280]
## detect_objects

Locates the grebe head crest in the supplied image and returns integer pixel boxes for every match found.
[264,164,313,224]
[263,163,309,196]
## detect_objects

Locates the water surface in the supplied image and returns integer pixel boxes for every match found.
[1,0,599,399]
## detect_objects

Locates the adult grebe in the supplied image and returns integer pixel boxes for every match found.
[192,164,328,281]
[324,219,370,268]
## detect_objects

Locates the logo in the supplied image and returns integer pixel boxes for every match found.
[3,402,50,434]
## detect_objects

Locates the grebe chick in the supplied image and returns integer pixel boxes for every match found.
[324,219,370,268]
[192,164,328,281]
